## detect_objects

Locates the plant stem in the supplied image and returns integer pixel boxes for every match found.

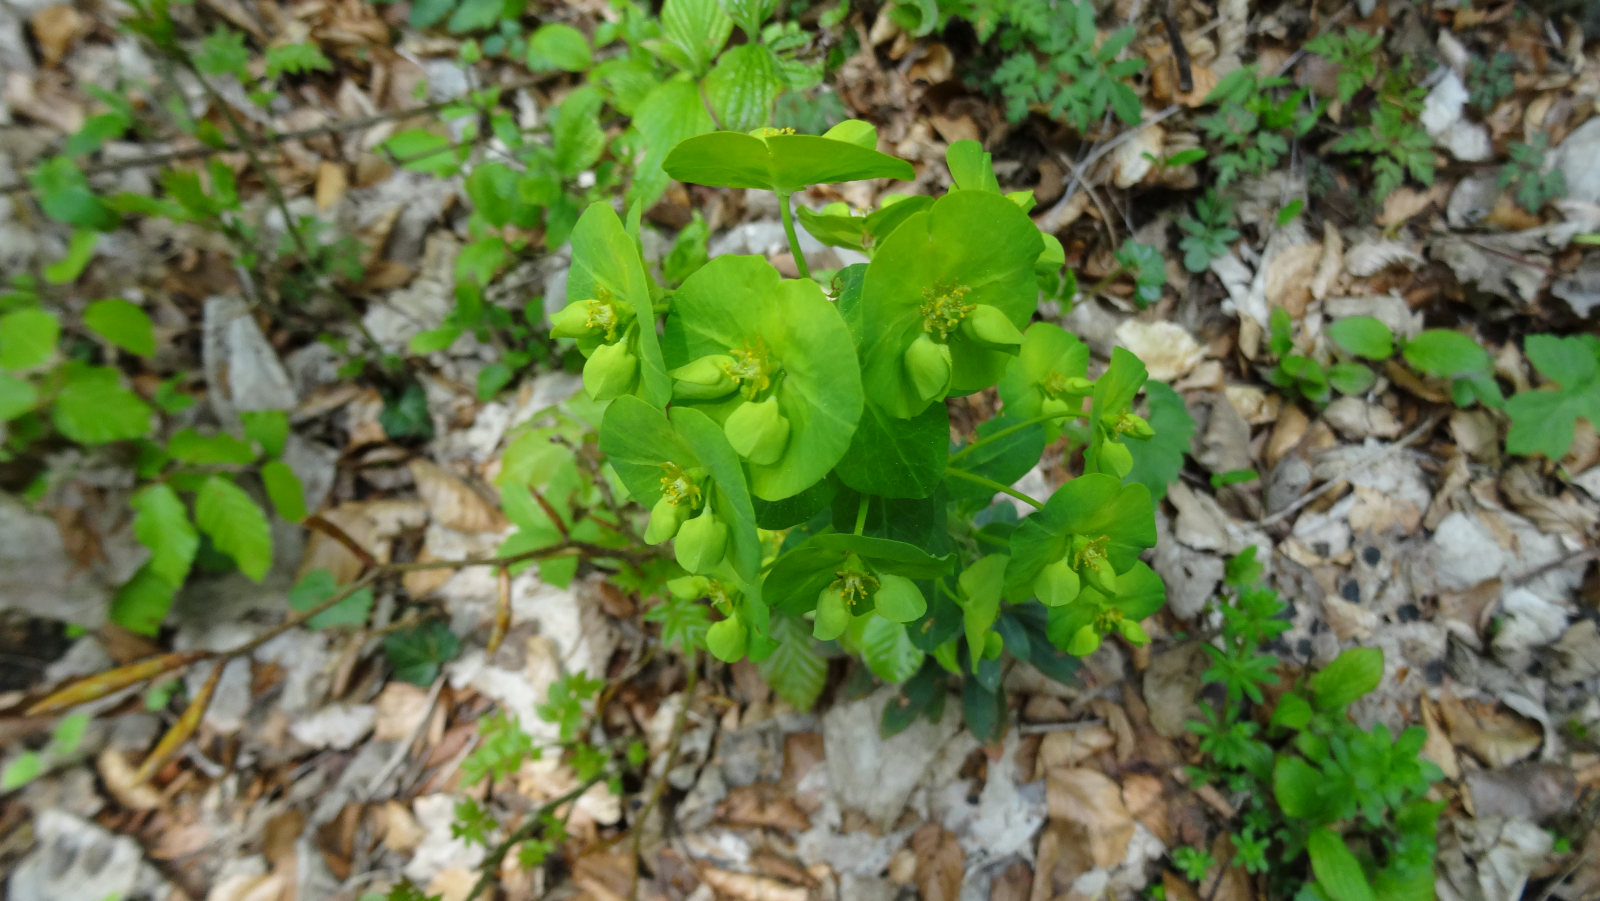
[853,496,869,535]
[945,468,1044,509]
[778,191,811,280]
[466,774,609,901]
[947,410,1087,465]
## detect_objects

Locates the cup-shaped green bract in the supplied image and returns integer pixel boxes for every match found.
[706,613,749,662]
[1045,561,1166,656]
[872,573,927,622]
[998,322,1092,441]
[599,397,764,615]
[1004,473,1159,610]
[675,507,730,573]
[662,255,863,501]
[1084,347,1150,478]
[566,203,670,408]
[858,190,1045,419]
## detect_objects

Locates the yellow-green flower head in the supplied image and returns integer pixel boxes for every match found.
[669,354,737,401]
[902,332,954,405]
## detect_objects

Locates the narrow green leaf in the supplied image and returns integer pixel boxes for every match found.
[1310,646,1383,711]
[261,459,309,522]
[1307,828,1376,901]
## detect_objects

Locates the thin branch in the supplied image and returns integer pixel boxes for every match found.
[629,652,698,900]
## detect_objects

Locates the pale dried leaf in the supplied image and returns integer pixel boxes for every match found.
[1344,240,1424,277]
[1114,320,1204,382]
[911,823,963,901]
[97,749,162,811]
[1044,768,1135,868]
[1438,693,1543,768]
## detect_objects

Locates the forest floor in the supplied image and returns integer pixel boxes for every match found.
[2,0,1600,899]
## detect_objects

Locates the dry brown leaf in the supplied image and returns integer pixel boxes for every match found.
[31,5,87,67]
[409,459,508,533]
[1121,772,1171,845]
[97,748,162,811]
[1438,693,1543,768]
[206,872,286,901]
[1378,187,1436,227]
[373,681,432,741]
[1310,222,1344,301]
[1045,768,1135,868]
[1114,320,1204,382]
[1111,124,1164,188]
[1264,242,1323,317]
[911,823,964,901]
[1143,643,1208,739]
[315,161,348,212]
[425,867,477,901]
[698,868,809,901]
[716,783,811,832]
[1418,695,1461,780]
[1266,406,1310,468]
[1036,725,1116,773]
[378,800,426,853]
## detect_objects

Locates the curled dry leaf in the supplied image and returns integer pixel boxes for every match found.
[910,823,963,901]
[1111,124,1164,189]
[31,5,88,67]
[28,651,209,715]
[135,661,225,783]
[1437,693,1543,769]
[409,459,508,534]
[97,749,163,811]
[1045,767,1135,869]
[698,868,810,901]
[1114,320,1204,382]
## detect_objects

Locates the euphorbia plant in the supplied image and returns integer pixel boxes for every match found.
[548,126,1170,738]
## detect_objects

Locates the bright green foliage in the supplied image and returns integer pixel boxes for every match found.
[1199,66,1320,185]
[1499,136,1566,213]
[537,672,605,742]
[194,475,274,581]
[1328,71,1432,199]
[1504,334,1600,459]
[1305,28,1383,105]
[1124,381,1194,502]
[1172,846,1215,883]
[195,29,251,78]
[1113,240,1166,307]
[1467,52,1516,113]
[570,131,1171,738]
[1183,549,1445,900]
[83,299,156,357]
[982,0,1143,130]
[1,713,90,791]
[0,309,60,371]
[1326,316,1394,361]
[53,364,154,444]
[289,569,375,629]
[1178,191,1239,273]
[263,42,332,79]
[382,621,461,685]
[527,23,592,71]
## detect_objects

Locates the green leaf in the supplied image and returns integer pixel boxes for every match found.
[1504,334,1600,459]
[1327,362,1377,395]
[410,326,463,353]
[1310,646,1383,711]
[946,140,1001,193]
[53,364,153,443]
[1401,329,1489,378]
[30,157,119,231]
[1307,828,1376,901]
[1271,690,1313,729]
[290,569,375,629]
[0,373,38,421]
[858,191,1043,417]
[962,677,1004,743]
[629,77,716,209]
[409,0,453,27]
[958,554,1006,669]
[703,43,787,133]
[569,202,671,408]
[43,228,99,284]
[1273,754,1321,818]
[110,566,178,635]
[671,405,765,599]
[1326,316,1395,360]
[0,309,60,371]
[662,255,863,500]
[664,126,914,193]
[384,621,460,684]
[383,129,460,177]
[1,752,41,791]
[757,615,827,710]
[551,86,606,177]
[168,428,257,464]
[50,713,90,755]
[1125,381,1194,501]
[241,409,289,457]
[854,616,924,683]
[82,298,155,356]
[527,22,591,72]
[659,0,732,76]
[947,416,1047,504]
[264,42,332,78]
[193,475,273,581]
[1004,475,1157,600]
[834,400,946,500]
[132,483,198,587]
[262,459,309,522]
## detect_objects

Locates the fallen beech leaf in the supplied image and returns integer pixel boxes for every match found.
[315,161,349,212]
[96,748,162,810]
[409,459,508,533]
[1045,767,1135,868]
[1438,693,1543,768]
[1115,320,1204,382]
[717,783,811,832]
[31,5,87,67]
[911,823,963,901]
[698,868,809,901]
[135,661,225,783]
